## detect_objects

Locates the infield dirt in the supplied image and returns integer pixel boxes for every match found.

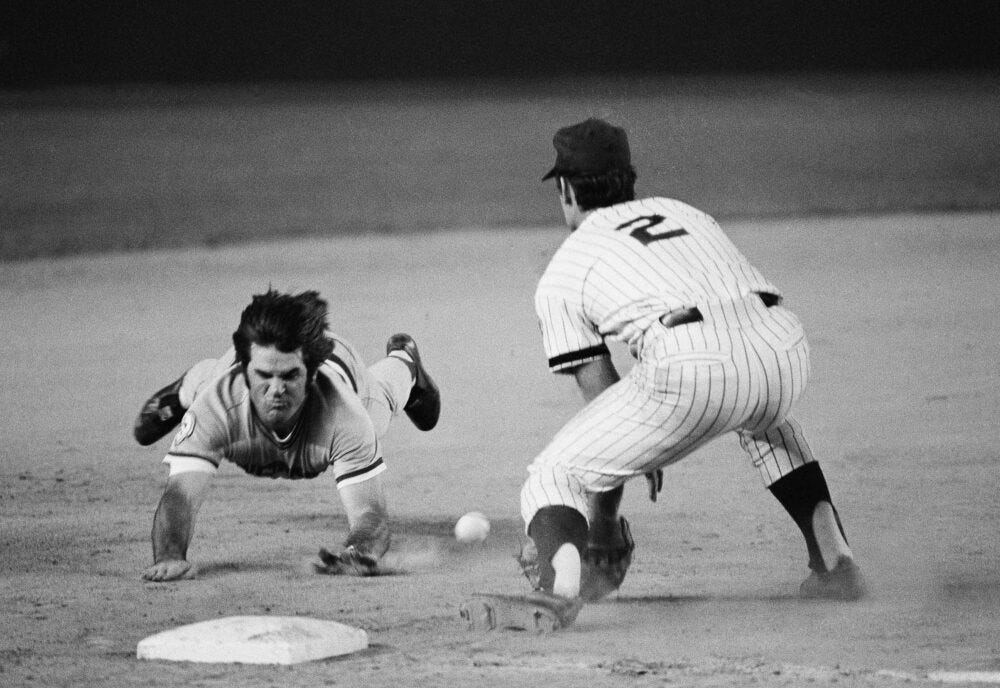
[2,212,998,686]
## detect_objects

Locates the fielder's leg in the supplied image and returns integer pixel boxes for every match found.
[741,419,864,599]
[527,505,589,597]
[462,463,593,633]
[463,504,587,633]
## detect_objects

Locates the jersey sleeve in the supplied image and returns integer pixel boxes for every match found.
[534,289,609,373]
[165,403,228,468]
[327,391,386,489]
[323,331,366,394]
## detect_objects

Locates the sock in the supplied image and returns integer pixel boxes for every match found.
[551,543,582,597]
[811,501,853,570]
[768,462,851,572]
[527,506,589,594]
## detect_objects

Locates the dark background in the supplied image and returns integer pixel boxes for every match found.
[3,0,999,87]
[3,2,999,261]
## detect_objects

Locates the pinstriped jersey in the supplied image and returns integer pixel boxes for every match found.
[167,363,383,485]
[535,197,780,371]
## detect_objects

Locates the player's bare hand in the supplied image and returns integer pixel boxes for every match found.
[314,545,378,576]
[645,469,664,502]
[142,559,195,582]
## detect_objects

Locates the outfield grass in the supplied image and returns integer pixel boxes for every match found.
[2,71,999,261]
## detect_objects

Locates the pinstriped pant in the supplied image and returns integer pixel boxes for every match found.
[520,296,817,528]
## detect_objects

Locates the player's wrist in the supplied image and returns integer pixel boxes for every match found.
[343,529,389,560]
[344,512,390,557]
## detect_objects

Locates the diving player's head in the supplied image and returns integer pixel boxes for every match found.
[542,118,637,230]
[233,289,334,434]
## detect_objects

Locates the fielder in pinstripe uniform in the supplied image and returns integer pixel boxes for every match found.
[135,288,440,582]
[465,118,863,632]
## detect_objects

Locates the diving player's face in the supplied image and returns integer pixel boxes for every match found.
[246,344,309,435]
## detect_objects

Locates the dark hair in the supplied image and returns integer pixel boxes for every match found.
[559,167,637,211]
[232,288,333,378]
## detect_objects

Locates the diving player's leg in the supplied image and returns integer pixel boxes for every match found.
[359,353,409,436]
[327,333,440,436]
[133,355,233,446]
[384,334,440,431]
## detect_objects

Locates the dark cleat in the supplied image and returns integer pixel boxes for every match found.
[460,591,583,633]
[133,374,186,446]
[799,556,866,600]
[386,333,440,431]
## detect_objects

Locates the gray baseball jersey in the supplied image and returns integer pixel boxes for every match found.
[163,333,413,482]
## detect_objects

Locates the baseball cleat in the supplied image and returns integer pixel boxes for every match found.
[386,333,440,431]
[133,374,187,446]
[799,556,866,600]
[459,592,583,633]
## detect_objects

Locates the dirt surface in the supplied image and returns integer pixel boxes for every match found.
[1,213,998,686]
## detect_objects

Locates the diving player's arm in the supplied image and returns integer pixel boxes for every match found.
[339,474,391,560]
[315,474,391,576]
[315,383,392,575]
[142,470,213,581]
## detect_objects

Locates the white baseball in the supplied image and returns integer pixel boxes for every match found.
[454,512,490,543]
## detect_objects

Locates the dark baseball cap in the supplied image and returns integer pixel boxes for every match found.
[542,118,631,181]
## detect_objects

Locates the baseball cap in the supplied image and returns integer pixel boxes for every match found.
[542,118,631,180]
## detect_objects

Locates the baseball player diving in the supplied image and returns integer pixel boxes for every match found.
[133,288,440,581]
[463,118,864,632]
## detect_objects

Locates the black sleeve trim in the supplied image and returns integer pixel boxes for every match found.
[334,457,384,484]
[326,353,358,393]
[548,343,611,369]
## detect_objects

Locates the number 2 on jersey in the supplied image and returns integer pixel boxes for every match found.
[615,214,688,246]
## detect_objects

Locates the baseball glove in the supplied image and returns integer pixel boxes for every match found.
[314,545,379,576]
[515,516,635,602]
[580,515,634,602]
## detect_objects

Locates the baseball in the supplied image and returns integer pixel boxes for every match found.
[454,511,490,543]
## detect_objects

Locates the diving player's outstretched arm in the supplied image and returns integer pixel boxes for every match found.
[142,470,213,581]
[315,474,391,576]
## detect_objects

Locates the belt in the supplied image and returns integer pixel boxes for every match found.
[756,291,782,307]
[659,292,781,329]
[660,307,703,328]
